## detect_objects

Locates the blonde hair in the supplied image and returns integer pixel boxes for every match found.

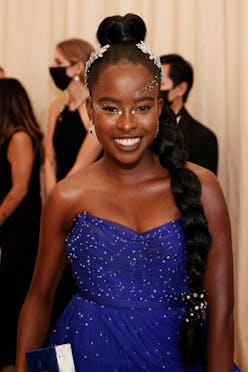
[57,38,95,83]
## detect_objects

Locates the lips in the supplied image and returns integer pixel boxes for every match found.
[114,137,141,146]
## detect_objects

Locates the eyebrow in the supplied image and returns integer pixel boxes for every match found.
[97,96,155,103]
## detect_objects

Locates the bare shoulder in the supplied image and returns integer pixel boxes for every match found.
[9,131,32,148]
[46,97,67,136]
[49,96,67,116]
[186,162,228,221]
[45,163,100,230]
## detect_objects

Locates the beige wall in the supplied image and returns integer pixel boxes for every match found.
[1,0,247,369]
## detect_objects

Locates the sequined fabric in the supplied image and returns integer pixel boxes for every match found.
[48,212,240,372]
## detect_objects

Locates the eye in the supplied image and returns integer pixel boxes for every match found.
[133,105,152,113]
[101,105,120,115]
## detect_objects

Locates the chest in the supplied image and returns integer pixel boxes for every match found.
[74,179,180,234]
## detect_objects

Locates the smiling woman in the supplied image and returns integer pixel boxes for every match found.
[86,63,162,163]
[16,13,240,372]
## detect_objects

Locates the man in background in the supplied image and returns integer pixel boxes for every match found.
[160,54,218,174]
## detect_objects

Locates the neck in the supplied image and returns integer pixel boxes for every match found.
[171,98,184,115]
[102,150,165,185]
[67,82,89,110]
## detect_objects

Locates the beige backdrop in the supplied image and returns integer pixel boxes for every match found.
[0,0,247,369]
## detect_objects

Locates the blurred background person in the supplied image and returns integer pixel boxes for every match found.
[44,38,102,196]
[0,66,5,78]
[44,37,103,334]
[160,54,218,174]
[0,78,43,371]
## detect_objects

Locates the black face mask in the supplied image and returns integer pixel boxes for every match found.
[160,89,173,106]
[49,66,72,91]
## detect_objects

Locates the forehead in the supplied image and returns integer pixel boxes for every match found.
[93,63,159,99]
[54,48,69,63]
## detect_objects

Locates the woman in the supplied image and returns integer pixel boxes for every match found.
[16,14,239,371]
[0,78,43,370]
[45,38,103,329]
[45,37,102,194]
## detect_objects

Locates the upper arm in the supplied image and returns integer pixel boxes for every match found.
[45,99,64,156]
[8,132,35,191]
[28,187,69,302]
[194,168,235,368]
[67,133,102,176]
[199,171,234,316]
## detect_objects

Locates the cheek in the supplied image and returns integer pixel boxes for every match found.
[134,112,159,130]
[93,113,117,134]
[168,90,176,101]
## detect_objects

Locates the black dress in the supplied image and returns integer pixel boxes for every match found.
[53,105,87,181]
[49,106,87,331]
[0,133,42,368]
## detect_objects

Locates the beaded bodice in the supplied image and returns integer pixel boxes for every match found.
[66,211,188,309]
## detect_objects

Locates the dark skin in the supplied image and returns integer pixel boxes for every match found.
[16,63,234,371]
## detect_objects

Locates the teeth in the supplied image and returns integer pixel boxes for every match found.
[115,138,140,146]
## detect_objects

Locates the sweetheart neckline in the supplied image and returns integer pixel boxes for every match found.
[72,211,182,235]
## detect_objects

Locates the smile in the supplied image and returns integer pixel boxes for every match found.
[114,137,141,146]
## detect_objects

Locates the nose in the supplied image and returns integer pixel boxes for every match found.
[116,106,137,133]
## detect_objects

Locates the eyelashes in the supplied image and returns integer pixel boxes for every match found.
[92,103,152,116]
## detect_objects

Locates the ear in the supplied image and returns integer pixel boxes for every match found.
[158,97,163,116]
[177,81,188,98]
[86,97,93,120]
[74,60,84,74]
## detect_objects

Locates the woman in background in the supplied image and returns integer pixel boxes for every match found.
[44,38,103,332]
[0,78,43,370]
[44,37,102,194]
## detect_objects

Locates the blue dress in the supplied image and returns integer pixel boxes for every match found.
[49,212,240,371]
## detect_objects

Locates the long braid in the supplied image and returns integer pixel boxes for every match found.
[152,105,211,367]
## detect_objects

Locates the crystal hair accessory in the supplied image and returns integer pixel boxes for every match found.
[155,121,160,138]
[182,290,208,324]
[84,44,110,86]
[84,41,162,86]
[136,41,161,70]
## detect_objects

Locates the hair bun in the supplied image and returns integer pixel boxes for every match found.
[97,13,147,46]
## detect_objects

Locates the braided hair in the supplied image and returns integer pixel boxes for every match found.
[152,105,211,366]
[87,13,212,367]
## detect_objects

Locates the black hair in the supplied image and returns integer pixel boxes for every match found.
[87,14,211,368]
[87,13,160,92]
[152,105,211,366]
[0,78,44,162]
[160,54,193,102]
